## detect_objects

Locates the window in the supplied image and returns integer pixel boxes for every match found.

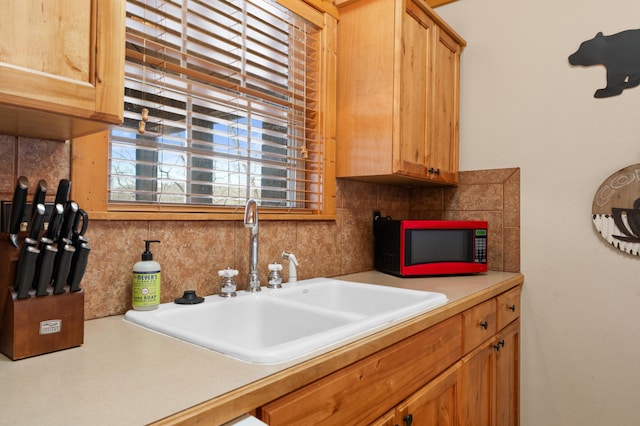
[72,0,336,220]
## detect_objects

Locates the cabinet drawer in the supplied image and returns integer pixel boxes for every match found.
[496,286,521,330]
[462,298,496,354]
[260,315,462,425]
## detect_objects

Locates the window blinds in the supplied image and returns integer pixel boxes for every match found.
[109,0,322,210]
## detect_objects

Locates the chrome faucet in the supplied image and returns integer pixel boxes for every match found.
[244,198,261,292]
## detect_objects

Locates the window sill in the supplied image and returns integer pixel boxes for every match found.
[83,210,337,221]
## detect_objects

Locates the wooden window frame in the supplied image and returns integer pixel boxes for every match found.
[71,0,337,221]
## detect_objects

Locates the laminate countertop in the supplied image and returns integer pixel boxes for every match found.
[0,270,524,425]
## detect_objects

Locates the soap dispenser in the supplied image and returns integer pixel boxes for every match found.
[132,240,161,311]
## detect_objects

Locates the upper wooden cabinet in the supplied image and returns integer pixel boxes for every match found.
[336,0,465,185]
[0,0,125,141]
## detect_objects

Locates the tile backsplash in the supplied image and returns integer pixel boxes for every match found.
[1,135,519,319]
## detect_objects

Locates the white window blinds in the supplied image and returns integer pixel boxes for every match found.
[109,0,323,210]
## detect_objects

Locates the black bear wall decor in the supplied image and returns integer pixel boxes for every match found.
[569,29,640,98]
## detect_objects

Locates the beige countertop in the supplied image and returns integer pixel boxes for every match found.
[0,271,523,425]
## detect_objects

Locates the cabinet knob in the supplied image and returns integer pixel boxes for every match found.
[508,304,516,312]
[480,320,488,330]
[427,167,441,175]
[403,413,413,426]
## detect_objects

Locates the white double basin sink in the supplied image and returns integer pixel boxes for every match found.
[124,278,447,364]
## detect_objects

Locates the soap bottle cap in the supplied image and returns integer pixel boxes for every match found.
[142,240,161,261]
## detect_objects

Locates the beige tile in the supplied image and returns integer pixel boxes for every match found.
[0,135,16,196]
[409,187,444,211]
[458,168,518,185]
[150,221,236,298]
[258,220,297,284]
[339,179,378,211]
[339,207,374,274]
[82,220,149,319]
[17,137,70,203]
[377,184,411,211]
[296,220,342,279]
[444,183,504,211]
[504,168,520,216]
[503,226,521,272]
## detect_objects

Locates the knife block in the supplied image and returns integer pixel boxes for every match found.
[0,233,84,360]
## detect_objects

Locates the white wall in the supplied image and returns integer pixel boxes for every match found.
[437,1,640,425]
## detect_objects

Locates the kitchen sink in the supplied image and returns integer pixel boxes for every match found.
[124,278,447,364]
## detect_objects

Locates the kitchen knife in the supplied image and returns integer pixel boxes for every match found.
[53,179,71,207]
[29,179,47,225]
[14,245,40,299]
[44,203,64,241]
[34,244,57,296]
[52,244,75,295]
[27,203,46,241]
[68,242,91,292]
[58,200,78,243]
[8,176,29,248]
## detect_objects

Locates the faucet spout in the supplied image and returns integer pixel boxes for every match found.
[244,199,261,292]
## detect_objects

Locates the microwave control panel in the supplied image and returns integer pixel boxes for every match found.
[474,229,487,264]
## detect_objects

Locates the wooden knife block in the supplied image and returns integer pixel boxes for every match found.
[0,232,84,360]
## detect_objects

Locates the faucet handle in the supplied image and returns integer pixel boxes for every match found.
[267,263,283,288]
[218,267,239,278]
[218,267,238,297]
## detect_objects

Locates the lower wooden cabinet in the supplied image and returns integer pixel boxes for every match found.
[259,316,462,425]
[461,319,520,426]
[258,285,521,426]
[392,361,462,426]
[495,319,520,426]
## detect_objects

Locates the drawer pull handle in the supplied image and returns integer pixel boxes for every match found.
[508,305,516,312]
[403,414,413,426]
[480,321,488,330]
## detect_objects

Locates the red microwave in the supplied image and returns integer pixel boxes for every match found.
[374,218,488,277]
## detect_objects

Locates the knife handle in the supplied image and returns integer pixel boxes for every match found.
[34,244,57,296]
[44,203,64,241]
[68,242,91,292]
[58,200,78,243]
[9,176,29,240]
[53,179,71,207]
[28,203,46,241]
[52,244,75,294]
[30,179,47,219]
[15,245,40,299]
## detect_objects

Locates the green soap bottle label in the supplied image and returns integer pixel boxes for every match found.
[132,271,161,307]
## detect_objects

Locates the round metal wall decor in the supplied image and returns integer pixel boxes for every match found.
[593,163,640,255]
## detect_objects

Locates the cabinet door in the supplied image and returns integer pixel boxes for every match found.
[429,26,461,184]
[461,338,497,426]
[395,362,461,426]
[496,320,520,426]
[397,0,434,178]
[0,0,125,139]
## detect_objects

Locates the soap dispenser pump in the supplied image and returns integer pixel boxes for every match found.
[132,240,161,311]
